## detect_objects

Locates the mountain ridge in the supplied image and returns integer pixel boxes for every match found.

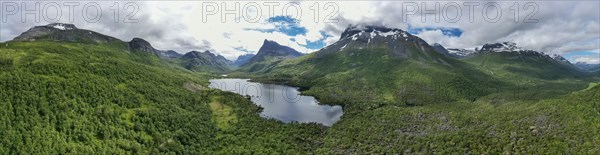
[180,50,232,72]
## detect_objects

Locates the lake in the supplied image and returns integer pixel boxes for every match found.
[209,78,343,126]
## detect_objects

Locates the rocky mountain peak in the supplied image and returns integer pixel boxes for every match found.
[13,23,118,43]
[317,24,438,61]
[479,42,523,52]
[242,40,304,67]
[180,50,232,72]
[46,23,77,30]
[256,39,303,57]
[339,25,410,41]
[128,38,156,53]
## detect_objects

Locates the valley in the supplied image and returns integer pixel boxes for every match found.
[0,23,599,154]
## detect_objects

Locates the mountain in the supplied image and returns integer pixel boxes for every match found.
[156,50,183,59]
[574,62,600,72]
[313,25,450,64]
[464,42,584,80]
[240,39,304,72]
[180,50,232,72]
[128,37,158,54]
[431,43,476,58]
[245,25,501,106]
[431,43,451,57]
[13,23,120,44]
[447,48,477,58]
[233,53,255,66]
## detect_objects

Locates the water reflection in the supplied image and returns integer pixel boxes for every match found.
[209,79,343,126]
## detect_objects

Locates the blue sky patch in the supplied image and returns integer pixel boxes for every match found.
[563,50,600,63]
[234,47,255,53]
[245,16,307,36]
[300,31,332,50]
[408,25,463,37]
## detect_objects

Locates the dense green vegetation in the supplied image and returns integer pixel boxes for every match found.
[317,84,600,154]
[1,37,599,154]
[230,41,600,153]
[0,41,324,154]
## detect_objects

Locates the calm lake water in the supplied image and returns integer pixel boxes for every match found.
[209,78,343,126]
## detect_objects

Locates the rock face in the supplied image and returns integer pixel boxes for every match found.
[233,54,255,66]
[180,50,232,72]
[479,42,523,52]
[156,50,183,59]
[431,43,452,57]
[128,38,157,53]
[13,23,119,43]
[244,39,304,65]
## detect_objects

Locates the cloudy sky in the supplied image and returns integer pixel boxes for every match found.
[1,1,598,64]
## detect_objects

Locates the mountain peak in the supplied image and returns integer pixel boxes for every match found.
[13,23,118,43]
[180,50,232,72]
[340,25,408,40]
[262,39,281,46]
[317,24,435,60]
[479,42,523,52]
[242,40,303,68]
[128,38,156,53]
[551,54,571,64]
[46,23,77,30]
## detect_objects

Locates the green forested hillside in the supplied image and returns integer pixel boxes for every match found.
[0,41,324,154]
[227,27,600,153]
[317,83,600,154]
[237,46,506,108]
[1,26,599,154]
[234,45,600,153]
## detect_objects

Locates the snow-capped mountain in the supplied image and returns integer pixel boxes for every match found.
[475,42,572,64]
[478,42,524,52]
[316,25,442,62]
[431,43,476,58]
[327,25,417,52]
[447,48,477,58]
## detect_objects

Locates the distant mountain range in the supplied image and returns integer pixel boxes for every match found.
[431,42,598,75]
[574,62,600,72]
[431,43,476,58]
[237,24,598,105]
[180,50,232,72]
[9,23,596,77]
[243,25,502,104]
[233,54,255,66]
[12,23,239,73]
